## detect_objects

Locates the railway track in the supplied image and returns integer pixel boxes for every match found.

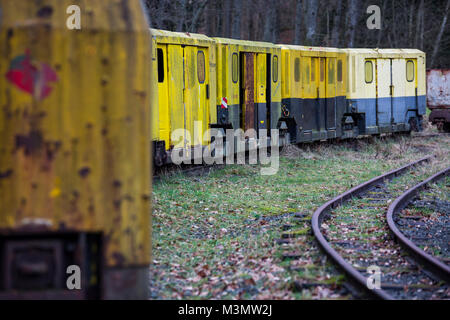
[311,156,450,299]
[154,132,448,181]
[387,167,450,282]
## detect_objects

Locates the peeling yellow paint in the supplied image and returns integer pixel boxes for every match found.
[0,0,152,268]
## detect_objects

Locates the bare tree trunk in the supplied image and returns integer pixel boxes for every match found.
[206,0,216,36]
[391,0,398,47]
[231,0,242,39]
[305,0,318,45]
[431,0,450,67]
[176,0,187,31]
[419,1,424,50]
[345,0,358,47]
[408,0,415,46]
[263,0,277,42]
[331,0,342,47]
[415,0,423,48]
[189,0,208,32]
[376,0,387,47]
[241,0,250,40]
[294,0,303,45]
[222,0,231,37]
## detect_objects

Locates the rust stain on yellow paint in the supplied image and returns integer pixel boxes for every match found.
[0,0,152,268]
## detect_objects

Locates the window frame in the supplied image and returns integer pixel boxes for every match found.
[197,50,206,84]
[157,48,164,83]
[365,60,373,84]
[406,60,414,82]
[337,60,343,82]
[294,57,301,83]
[272,55,278,83]
[232,53,238,83]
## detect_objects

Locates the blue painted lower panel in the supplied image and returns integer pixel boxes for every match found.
[353,95,425,126]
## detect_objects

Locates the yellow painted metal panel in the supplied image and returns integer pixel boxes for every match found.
[405,59,417,108]
[392,59,406,98]
[282,50,290,98]
[352,55,356,94]
[256,53,266,103]
[377,59,391,99]
[151,38,159,141]
[303,56,315,99]
[153,28,216,149]
[336,52,347,97]
[417,55,426,96]
[292,53,302,98]
[208,44,217,125]
[157,44,171,147]
[167,44,185,148]
[271,53,282,103]
[326,58,337,98]
[0,0,152,267]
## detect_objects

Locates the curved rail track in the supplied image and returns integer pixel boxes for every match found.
[387,167,450,282]
[312,156,450,299]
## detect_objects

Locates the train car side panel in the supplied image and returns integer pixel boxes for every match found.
[0,0,152,299]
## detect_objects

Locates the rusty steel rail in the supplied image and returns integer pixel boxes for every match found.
[386,167,450,282]
[311,156,432,300]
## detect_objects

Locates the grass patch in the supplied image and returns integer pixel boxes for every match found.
[151,132,450,299]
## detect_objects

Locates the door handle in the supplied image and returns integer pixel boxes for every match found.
[390,85,394,96]
[206,84,209,99]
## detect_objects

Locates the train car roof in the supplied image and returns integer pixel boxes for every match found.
[279,44,342,52]
[279,44,344,57]
[150,28,214,46]
[213,37,279,49]
[343,48,425,58]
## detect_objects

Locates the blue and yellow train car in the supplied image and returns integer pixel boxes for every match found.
[149,29,427,166]
[280,45,347,143]
[344,49,426,134]
[150,29,216,165]
[213,38,282,139]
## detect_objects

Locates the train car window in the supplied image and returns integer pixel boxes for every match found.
[197,51,205,84]
[406,60,414,82]
[294,57,300,82]
[328,59,335,84]
[232,53,238,83]
[365,61,373,83]
[320,59,325,82]
[273,55,278,82]
[311,59,316,82]
[337,60,343,82]
[157,48,164,83]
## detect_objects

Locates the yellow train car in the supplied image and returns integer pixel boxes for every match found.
[345,49,426,134]
[213,38,282,140]
[280,45,347,142]
[151,29,216,165]
[0,0,152,299]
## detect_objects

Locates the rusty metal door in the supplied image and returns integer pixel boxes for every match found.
[242,52,255,137]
